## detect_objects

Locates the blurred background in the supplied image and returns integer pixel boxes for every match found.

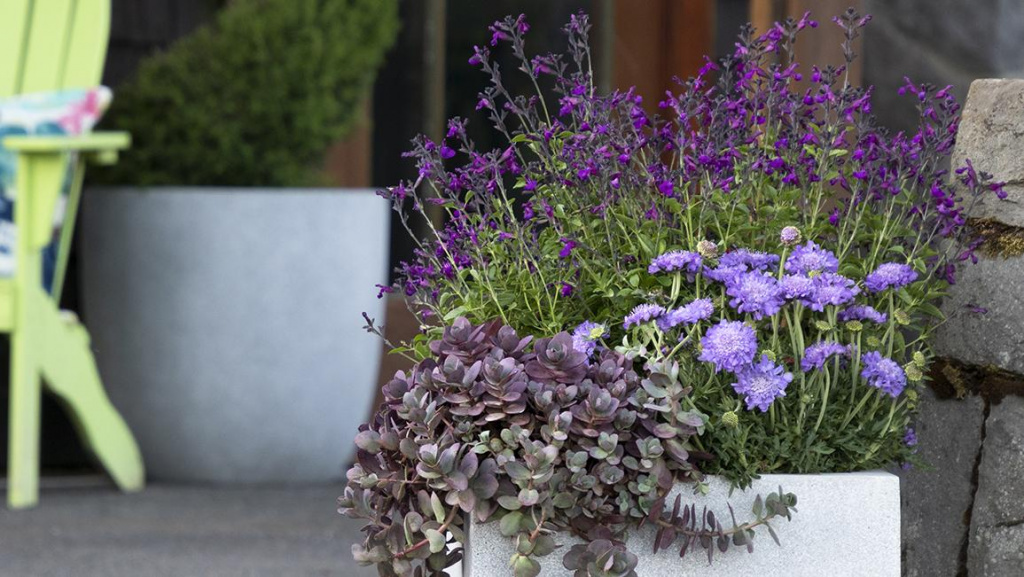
[1,0,1021,574]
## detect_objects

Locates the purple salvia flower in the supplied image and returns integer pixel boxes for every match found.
[731,354,793,412]
[623,304,666,329]
[648,250,703,278]
[699,320,758,373]
[800,341,849,372]
[801,272,860,311]
[838,304,888,324]
[865,262,919,293]
[559,238,577,259]
[860,351,907,397]
[657,298,714,331]
[785,241,839,275]
[726,271,786,319]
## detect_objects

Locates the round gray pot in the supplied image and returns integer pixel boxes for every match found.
[80,187,388,483]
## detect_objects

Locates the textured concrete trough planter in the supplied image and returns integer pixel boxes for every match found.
[80,187,388,483]
[466,471,900,576]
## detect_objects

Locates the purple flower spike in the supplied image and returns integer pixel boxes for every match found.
[657,298,714,331]
[800,341,849,372]
[860,351,907,397]
[865,263,919,293]
[785,241,839,275]
[731,354,793,412]
[838,304,888,324]
[623,304,666,329]
[699,320,758,373]
[648,250,703,278]
[726,271,785,319]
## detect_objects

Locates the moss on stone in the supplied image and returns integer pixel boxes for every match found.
[971,218,1024,258]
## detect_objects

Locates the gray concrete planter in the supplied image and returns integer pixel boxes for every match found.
[80,187,388,483]
[466,471,900,576]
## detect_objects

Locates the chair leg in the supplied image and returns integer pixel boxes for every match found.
[39,311,145,493]
[7,329,42,510]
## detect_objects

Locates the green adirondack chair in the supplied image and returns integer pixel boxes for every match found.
[1,0,144,509]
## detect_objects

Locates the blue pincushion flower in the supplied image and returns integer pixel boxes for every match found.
[648,250,703,279]
[571,321,607,358]
[838,304,888,324]
[781,274,815,300]
[785,241,839,275]
[657,298,714,331]
[731,354,793,412]
[860,351,907,397]
[718,249,780,272]
[903,427,918,447]
[623,304,666,329]
[699,320,758,373]
[865,263,918,293]
[801,272,859,311]
[800,341,849,372]
[726,270,785,319]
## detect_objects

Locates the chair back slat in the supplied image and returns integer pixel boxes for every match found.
[0,0,109,97]
[0,2,33,96]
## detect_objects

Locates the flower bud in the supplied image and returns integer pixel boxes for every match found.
[905,364,924,382]
[815,320,833,332]
[867,336,882,348]
[894,309,911,326]
[912,351,926,367]
[760,349,777,362]
[780,226,802,246]
[696,239,718,259]
[845,320,863,332]
[721,411,739,429]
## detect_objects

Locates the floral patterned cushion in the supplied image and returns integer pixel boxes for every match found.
[0,87,111,287]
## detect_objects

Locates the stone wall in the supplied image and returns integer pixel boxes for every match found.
[906,79,1024,577]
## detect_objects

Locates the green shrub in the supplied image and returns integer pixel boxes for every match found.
[96,0,398,187]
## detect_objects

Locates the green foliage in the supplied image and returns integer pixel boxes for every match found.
[96,0,398,187]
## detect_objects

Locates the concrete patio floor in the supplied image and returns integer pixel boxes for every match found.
[0,479,376,576]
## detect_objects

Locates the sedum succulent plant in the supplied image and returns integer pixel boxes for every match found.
[341,318,794,576]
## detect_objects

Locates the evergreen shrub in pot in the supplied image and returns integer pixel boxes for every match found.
[339,9,1007,577]
[81,0,399,483]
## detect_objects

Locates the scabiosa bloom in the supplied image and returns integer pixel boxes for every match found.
[800,341,849,372]
[780,226,802,246]
[731,354,793,412]
[648,250,702,279]
[657,298,714,331]
[699,320,758,373]
[726,271,785,319]
[623,304,666,329]
[571,321,607,358]
[865,263,919,293]
[784,241,839,275]
[719,249,780,272]
[903,427,918,447]
[838,304,888,324]
[801,272,860,311]
[781,274,815,300]
[861,351,907,397]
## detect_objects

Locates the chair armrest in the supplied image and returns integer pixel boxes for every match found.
[2,132,131,165]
